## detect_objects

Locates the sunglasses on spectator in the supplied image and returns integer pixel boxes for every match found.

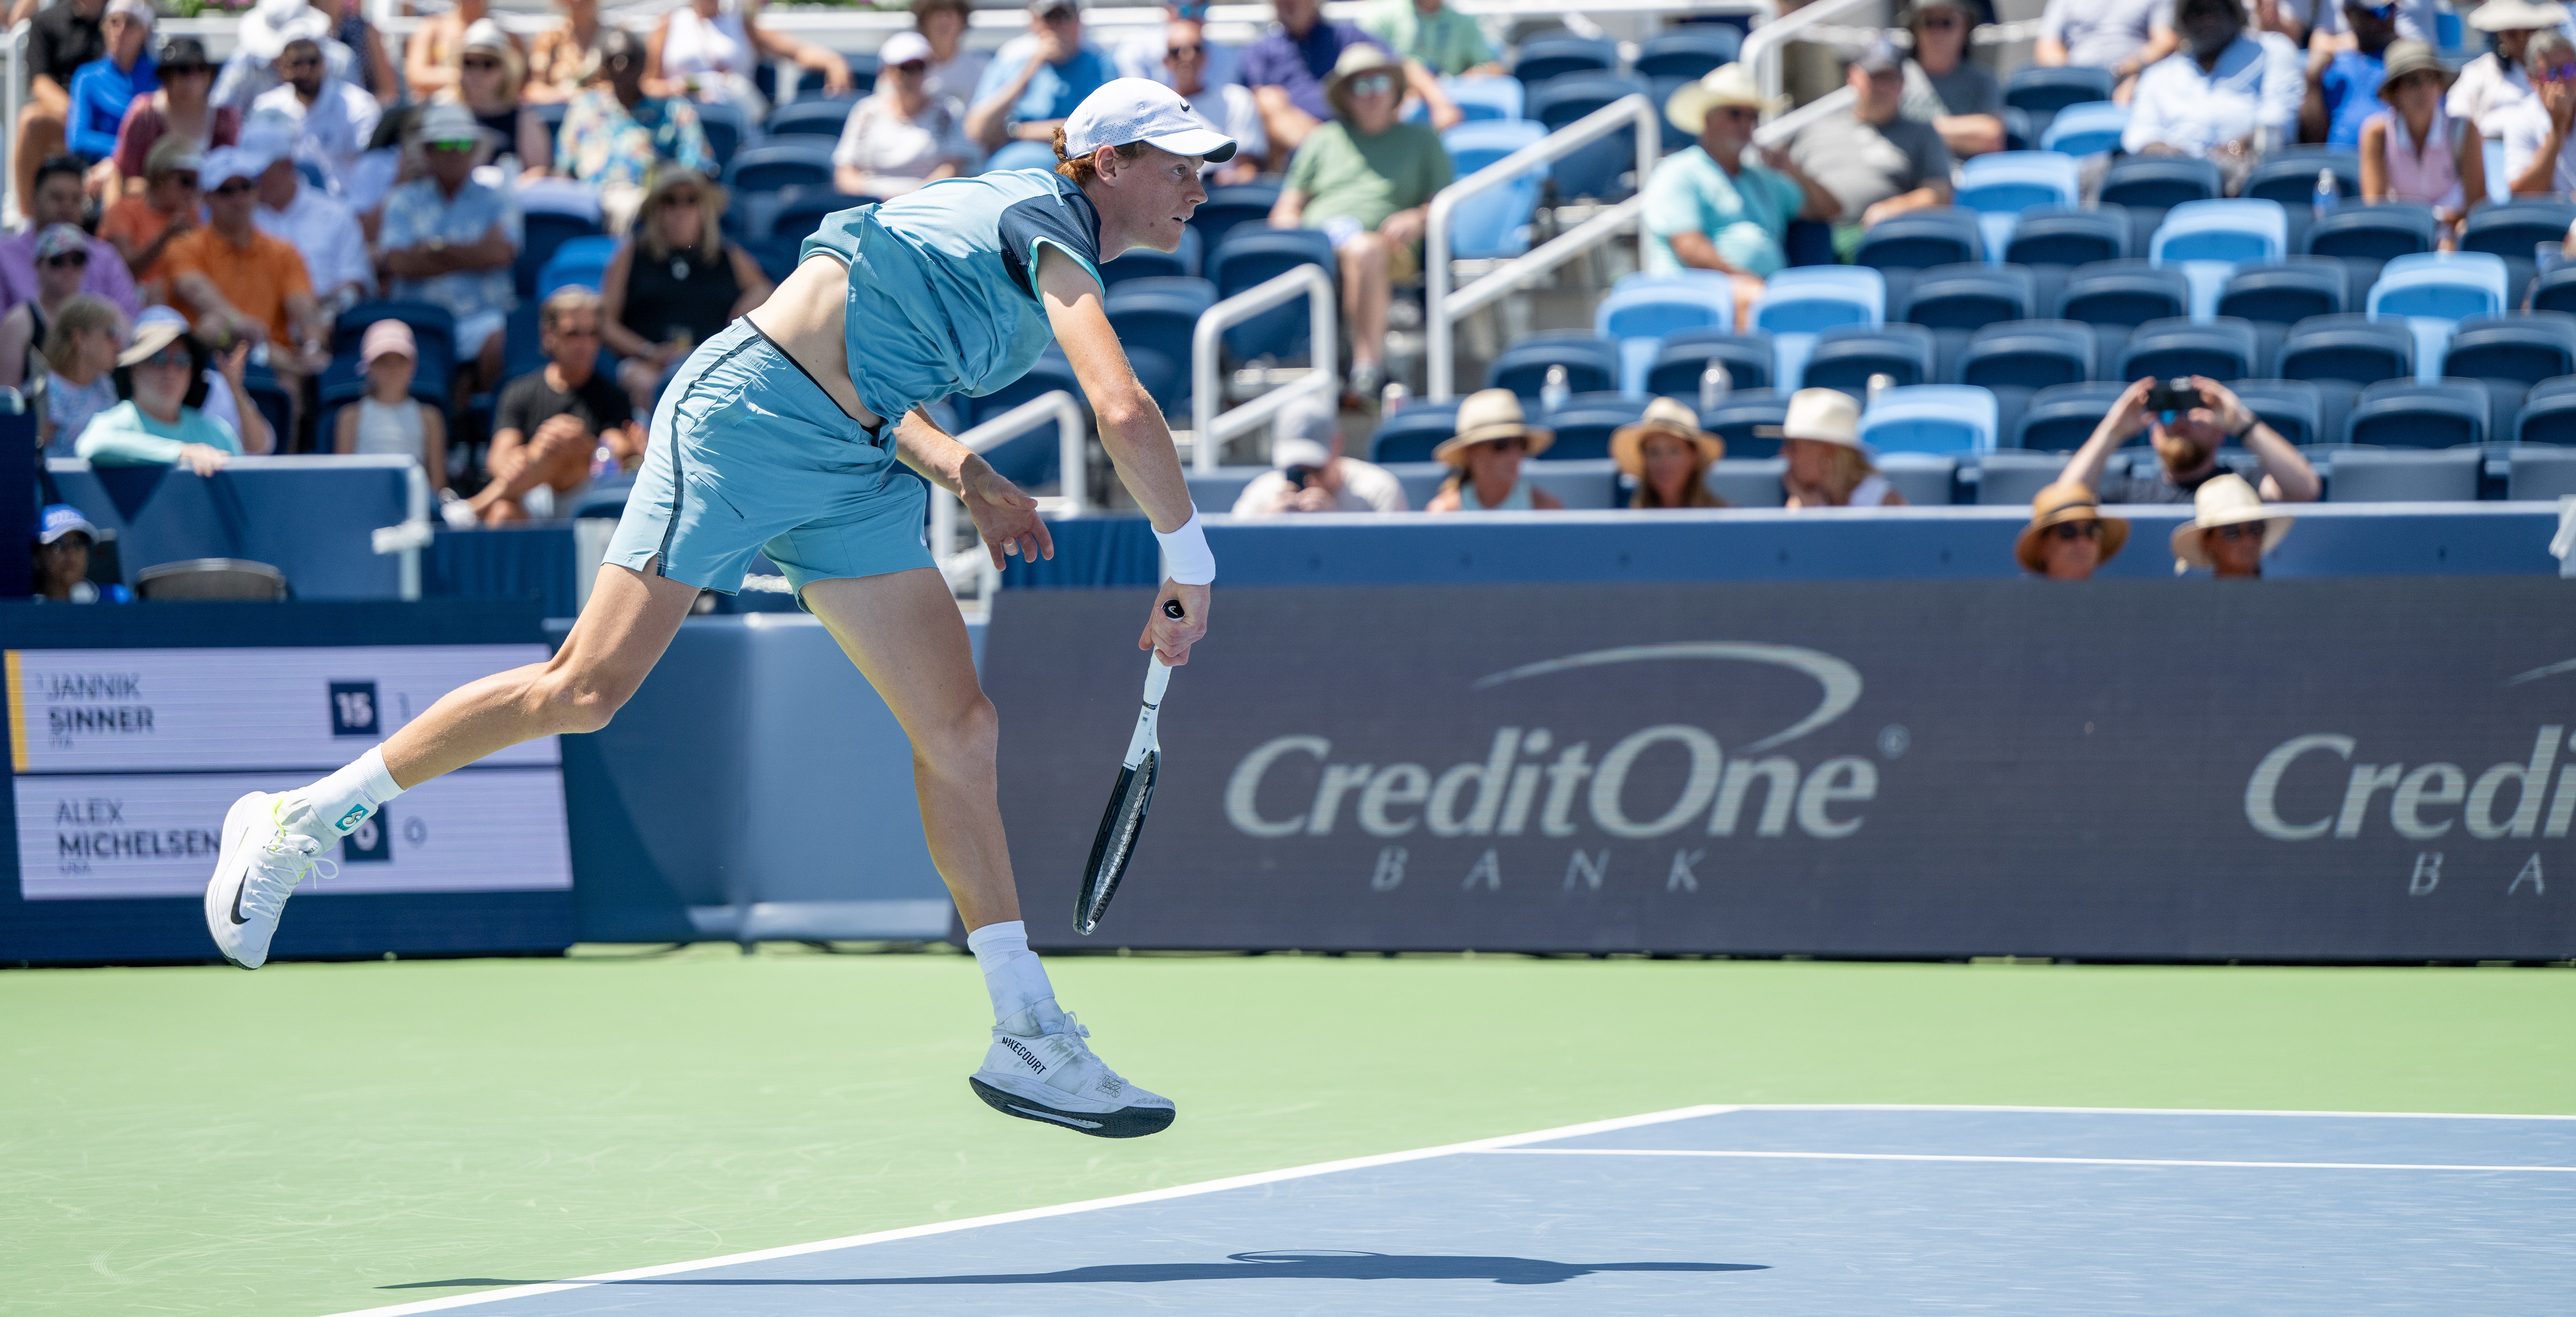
[135,347,191,370]
[428,139,479,154]
[462,56,501,71]
[166,171,199,188]
[280,54,320,68]
[1349,73,1397,95]
[1919,12,1961,27]
[1166,42,1204,57]
[2048,521,2102,541]
[662,189,701,206]
[1716,104,1759,121]
[552,324,600,338]
[41,251,87,269]
[212,180,255,196]
[2211,523,2265,542]
[893,59,928,72]
[2544,62,2576,82]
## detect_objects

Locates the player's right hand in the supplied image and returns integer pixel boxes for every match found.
[1141,581,1209,666]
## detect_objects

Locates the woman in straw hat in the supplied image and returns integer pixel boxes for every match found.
[1426,388,1565,511]
[441,19,550,179]
[2360,41,2484,240]
[2173,472,2292,578]
[1769,387,1904,509]
[2016,481,2129,580]
[201,78,1241,1145]
[1614,396,1728,509]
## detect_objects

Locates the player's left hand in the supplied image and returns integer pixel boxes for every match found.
[1141,581,1209,665]
[962,458,1053,569]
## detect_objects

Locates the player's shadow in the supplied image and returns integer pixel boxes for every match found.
[392,1251,1764,1290]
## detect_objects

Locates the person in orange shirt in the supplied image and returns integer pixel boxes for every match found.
[98,134,199,304]
[160,145,330,370]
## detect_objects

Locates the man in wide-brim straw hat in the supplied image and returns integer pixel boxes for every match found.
[1426,387,1564,511]
[1648,63,1832,331]
[2016,481,2129,579]
[2172,472,2292,577]
[1613,396,1728,508]
[2451,0,2567,129]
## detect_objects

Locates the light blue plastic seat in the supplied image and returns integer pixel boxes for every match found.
[1596,274,1735,394]
[1442,119,1547,259]
[1955,151,2081,260]
[1859,384,1999,455]
[2039,101,2129,157]
[2149,199,2289,321]
[2367,250,2510,380]
[1755,266,1886,388]
[1408,75,1525,123]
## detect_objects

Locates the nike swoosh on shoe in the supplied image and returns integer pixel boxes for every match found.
[1009,1105,1104,1129]
[229,876,251,925]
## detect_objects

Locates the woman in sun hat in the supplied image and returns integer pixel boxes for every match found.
[1765,387,1905,508]
[2361,41,2484,239]
[203,78,1238,1146]
[2172,472,2292,578]
[2016,481,2129,580]
[1426,388,1566,511]
[1613,396,1727,509]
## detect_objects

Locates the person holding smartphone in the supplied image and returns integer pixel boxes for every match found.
[2060,375,2320,506]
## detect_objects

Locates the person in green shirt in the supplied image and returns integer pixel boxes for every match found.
[1270,44,1452,400]
[1359,0,1499,77]
[1646,63,1835,328]
[74,313,270,473]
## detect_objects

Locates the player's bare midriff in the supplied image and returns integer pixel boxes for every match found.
[744,252,881,431]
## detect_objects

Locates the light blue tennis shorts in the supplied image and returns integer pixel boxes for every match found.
[604,319,932,601]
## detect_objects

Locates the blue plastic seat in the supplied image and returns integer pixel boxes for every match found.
[515,211,602,298]
[1853,207,1984,271]
[1540,396,1646,461]
[964,347,1085,486]
[2119,316,2259,381]
[2006,66,2115,115]
[2218,257,2350,326]
[1955,152,2081,256]
[2039,101,2128,156]
[2244,149,2362,207]
[1898,262,2037,329]
[1528,73,1652,199]
[2055,259,2189,327]
[1596,273,1735,392]
[536,235,621,298]
[1104,279,1216,412]
[764,98,856,141]
[1513,36,1617,87]
[1644,328,1774,396]
[2014,381,2131,450]
[1635,27,1740,78]
[2102,156,2222,209]
[1100,225,1204,286]
[1442,119,1547,259]
[724,141,835,193]
[2531,264,2576,316]
[2369,250,2510,376]
[2441,311,2576,386]
[2509,443,2576,492]
[765,188,873,239]
[1959,319,2095,389]
[2458,199,2576,260]
[1186,183,1282,255]
[1860,384,1998,454]
[695,100,750,170]
[2151,199,2289,268]
[1368,400,1464,463]
[2004,206,2127,267]
[1425,75,1524,123]
[2275,313,2415,384]
[1753,265,1886,333]
[2344,377,2495,447]
[1700,388,1790,458]
[2303,204,2439,259]
[1486,330,1619,400]
[2226,379,2327,448]
[1974,449,2072,505]
[1802,323,1937,393]
[2325,447,2483,501]
[2517,383,2576,445]
[1207,228,1337,360]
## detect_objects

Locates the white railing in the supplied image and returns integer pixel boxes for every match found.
[1189,263,1338,473]
[926,389,1090,605]
[1424,92,1661,400]
[369,462,435,601]
[1739,0,1880,119]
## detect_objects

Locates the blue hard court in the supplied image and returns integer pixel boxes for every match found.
[338,1105,2576,1314]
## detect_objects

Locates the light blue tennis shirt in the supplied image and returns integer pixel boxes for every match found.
[1641,144,1802,279]
[801,169,1107,423]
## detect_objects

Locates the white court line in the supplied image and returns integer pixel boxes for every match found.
[1701,1103,2576,1121]
[1482,1148,2576,1173]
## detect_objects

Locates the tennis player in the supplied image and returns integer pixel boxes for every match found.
[203,80,1228,1140]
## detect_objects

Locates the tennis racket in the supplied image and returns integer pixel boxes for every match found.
[1073,600,1183,935]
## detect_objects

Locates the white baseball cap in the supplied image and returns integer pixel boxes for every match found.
[201,146,266,190]
[879,30,932,67]
[1063,77,1238,164]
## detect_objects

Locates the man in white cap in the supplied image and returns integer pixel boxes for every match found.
[380,102,521,397]
[1648,63,1833,326]
[250,31,379,192]
[2456,0,2571,144]
[1231,394,1404,514]
[246,114,371,312]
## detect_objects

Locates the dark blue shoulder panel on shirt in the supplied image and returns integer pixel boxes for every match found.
[996,179,1105,301]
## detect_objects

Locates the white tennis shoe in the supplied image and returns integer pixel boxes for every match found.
[203,792,337,970]
[968,1008,1176,1139]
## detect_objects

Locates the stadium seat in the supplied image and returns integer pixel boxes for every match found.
[2302,203,2438,259]
[2102,156,2222,210]
[1706,457,1787,505]
[1207,228,1337,360]
[1442,120,1547,259]
[2039,100,2128,156]
[1897,263,2037,330]
[2224,379,2327,448]
[2004,206,2127,267]
[765,189,873,240]
[1187,183,1281,254]
[695,100,750,170]
[765,98,856,141]
[1975,449,2070,505]
[1529,73,1653,199]
[820,51,877,99]
[1644,329,1774,396]
[2458,199,2576,260]
[1853,207,1984,271]
[2014,381,2131,450]
[515,211,602,299]
[2507,444,2576,495]
[1701,389,1790,458]
[1959,319,2096,389]
[1754,266,1886,333]
[1635,26,1740,77]
[2217,257,2349,326]
[2150,199,2289,317]
[963,347,1085,487]
[1099,225,1205,286]
[2368,250,2510,321]
[725,142,836,193]
[2055,259,2189,327]
[2274,313,2415,385]
[1860,384,1997,454]
[2344,378,2496,447]
[2515,378,2576,444]
[1540,396,1647,461]
[2005,66,2114,115]
[1367,401,1463,463]
[2243,149,2362,208]
[2119,316,2259,381]
[2531,263,2576,315]
[1596,273,1735,392]
[1427,74,1524,122]
[1104,280,1215,412]
[1487,330,1619,400]
[2440,311,2576,386]
[1874,454,1958,503]
[536,235,620,298]
[1955,152,2082,256]
[1513,36,1618,88]
[2325,447,2483,501]
[1803,323,1938,393]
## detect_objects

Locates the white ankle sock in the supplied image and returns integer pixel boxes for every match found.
[965,920,1060,1030]
[284,747,404,840]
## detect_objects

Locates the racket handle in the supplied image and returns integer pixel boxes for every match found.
[1144,653,1173,703]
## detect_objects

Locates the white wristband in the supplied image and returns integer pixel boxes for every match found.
[1154,511,1216,586]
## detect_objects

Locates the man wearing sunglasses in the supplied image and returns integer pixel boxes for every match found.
[1241,0,1457,156]
[1646,63,1834,328]
[380,102,521,401]
[248,33,379,193]
[1162,17,1266,182]
[2301,0,2398,148]
[2060,375,2320,509]
[2123,0,2303,183]
[2503,31,2576,195]
[0,154,139,319]
[1111,2,1241,89]
[162,145,334,428]
[99,136,199,303]
[966,0,1116,170]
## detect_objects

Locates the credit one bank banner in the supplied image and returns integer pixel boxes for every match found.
[994,580,2576,961]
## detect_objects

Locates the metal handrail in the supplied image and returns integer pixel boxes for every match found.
[1424,92,1661,400]
[1189,263,1338,473]
[926,389,1090,604]
[1739,0,1881,117]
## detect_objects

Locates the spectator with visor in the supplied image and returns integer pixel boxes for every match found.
[380,103,521,402]
[1900,0,2005,160]
[2504,31,2576,196]
[1645,63,1833,329]
[2303,0,2398,149]
[969,0,1117,172]
[2061,375,2320,505]
[2034,0,2175,102]
[2124,0,2303,190]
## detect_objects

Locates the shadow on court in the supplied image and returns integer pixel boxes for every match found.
[388,1251,1767,1289]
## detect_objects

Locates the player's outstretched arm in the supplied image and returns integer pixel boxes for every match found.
[1037,246,1210,664]
[893,408,1056,568]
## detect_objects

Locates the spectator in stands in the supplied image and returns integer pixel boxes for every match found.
[0,156,141,319]
[322,0,399,106]
[251,134,372,312]
[2451,0,2562,145]
[1232,396,1405,514]
[1614,397,1726,509]
[474,287,641,523]
[254,34,382,194]
[1770,388,1904,509]
[1167,17,1267,182]
[108,38,233,200]
[2503,32,2576,196]
[100,137,197,303]
[16,0,107,209]
[34,295,121,456]
[2061,376,2321,504]
[30,504,128,603]
[435,22,545,177]
[334,319,447,491]
[380,103,522,399]
[601,168,772,412]
[2303,0,2436,52]
[217,0,358,114]
[76,314,271,471]
[557,29,716,233]
[2122,0,2303,188]
[124,303,247,439]
[0,226,105,391]
[835,32,976,196]
[65,0,155,172]
[1901,0,2004,160]
[1359,0,1500,78]
[2034,0,2173,103]
[2302,0,2396,148]
[405,0,520,102]
[2015,482,2128,580]
[163,146,331,431]
[1241,0,1458,157]
[527,0,607,102]
[1270,45,1453,402]
[2361,41,2483,234]
[914,0,989,110]
[1788,40,1952,255]
[2172,473,2291,577]
[1426,388,1563,512]
[1646,64,1833,328]
[969,0,1118,171]
[647,0,852,116]
[1115,1,1243,89]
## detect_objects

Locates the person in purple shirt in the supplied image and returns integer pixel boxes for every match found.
[1238,0,1456,154]
[0,154,140,318]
